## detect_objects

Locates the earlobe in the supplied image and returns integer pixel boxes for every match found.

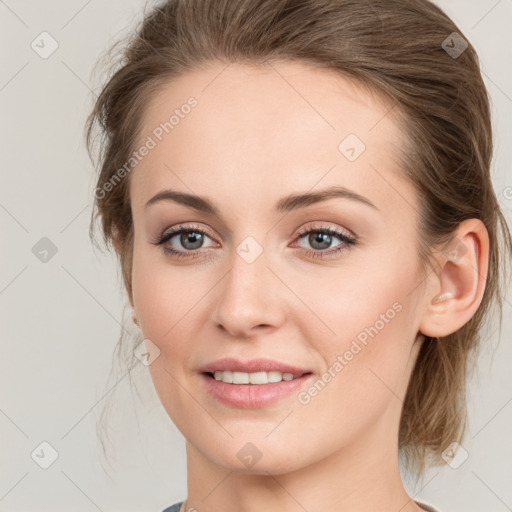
[418,219,489,338]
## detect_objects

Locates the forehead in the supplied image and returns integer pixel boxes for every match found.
[131,60,410,213]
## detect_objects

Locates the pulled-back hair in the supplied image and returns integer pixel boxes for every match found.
[86,0,511,480]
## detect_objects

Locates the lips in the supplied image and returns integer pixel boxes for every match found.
[201,372,314,408]
[198,357,311,376]
[198,357,315,408]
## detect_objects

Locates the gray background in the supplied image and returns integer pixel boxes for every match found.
[1,1,511,511]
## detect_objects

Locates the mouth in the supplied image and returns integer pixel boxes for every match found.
[201,370,315,409]
[204,370,312,384]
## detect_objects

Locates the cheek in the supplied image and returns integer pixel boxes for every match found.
[131,242,206,339]
[132,254,170,339]
[131,244,201,423]
[130,243,211,399]
[292,245,422,393]
[290,282,419,452]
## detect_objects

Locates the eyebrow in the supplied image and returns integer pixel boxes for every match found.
[144,185,378,214]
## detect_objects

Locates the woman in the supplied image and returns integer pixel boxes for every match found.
[86,1,511,511]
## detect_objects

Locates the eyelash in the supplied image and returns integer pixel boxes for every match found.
[151,222,357,261]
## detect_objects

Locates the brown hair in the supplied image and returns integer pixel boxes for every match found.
[86,0,512,480]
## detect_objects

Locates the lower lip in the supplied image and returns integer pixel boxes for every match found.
[201,373,314,409]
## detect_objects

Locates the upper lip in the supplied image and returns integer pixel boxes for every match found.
[199,357,312,375]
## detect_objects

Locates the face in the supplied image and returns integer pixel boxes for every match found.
[129,61,427,474]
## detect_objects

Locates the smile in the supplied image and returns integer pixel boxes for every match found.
[210,370,306,384]
[202,371,315,409]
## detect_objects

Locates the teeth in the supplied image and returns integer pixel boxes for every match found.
[213,370,299,384]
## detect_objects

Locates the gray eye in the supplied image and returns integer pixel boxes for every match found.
[178,231,205,250]
[307,232,334,250]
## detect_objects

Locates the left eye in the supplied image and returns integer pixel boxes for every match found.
[291,226,356,258]
[296,229,348,251]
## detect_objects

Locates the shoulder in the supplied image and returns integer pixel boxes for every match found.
[161,502,183,512]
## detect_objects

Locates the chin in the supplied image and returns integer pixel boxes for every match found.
[218,456,302,476]
[199,438,311,476]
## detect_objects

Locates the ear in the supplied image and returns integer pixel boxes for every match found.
[418,218,489,338]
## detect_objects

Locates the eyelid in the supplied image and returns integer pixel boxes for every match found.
[159,222,218,243]
[294,221,356,241]
[297,223,351,237]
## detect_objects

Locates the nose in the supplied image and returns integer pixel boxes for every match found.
[212,242,287,338]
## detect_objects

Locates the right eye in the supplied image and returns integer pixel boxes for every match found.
[152,223,218,259]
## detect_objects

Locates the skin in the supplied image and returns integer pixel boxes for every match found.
[122,60,488,512]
